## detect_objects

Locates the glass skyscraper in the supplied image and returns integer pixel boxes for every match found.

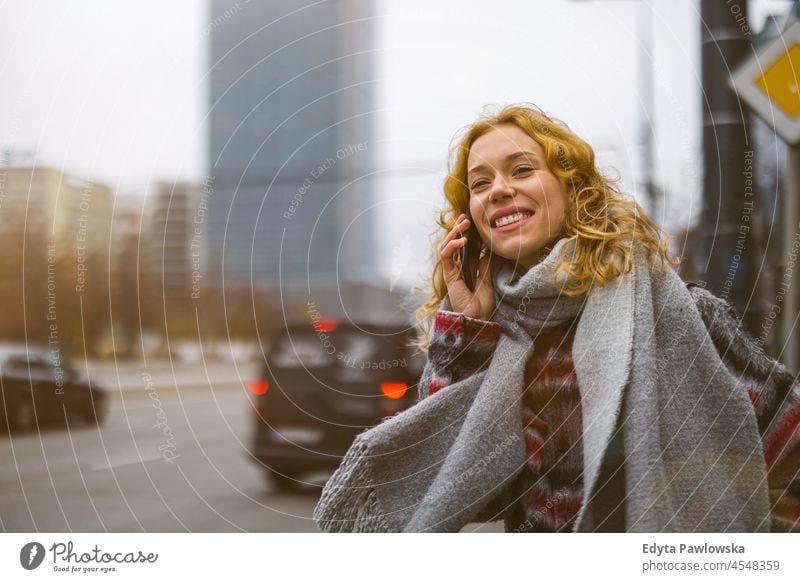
[207,0,376,290]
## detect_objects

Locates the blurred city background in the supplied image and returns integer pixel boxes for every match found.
[0,0,798,532]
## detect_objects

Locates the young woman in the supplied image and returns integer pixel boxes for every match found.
[314,104,800,533]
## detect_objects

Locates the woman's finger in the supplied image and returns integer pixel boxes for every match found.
[439,217,469,263]
[440,237,468,274]
[439,214,470,253]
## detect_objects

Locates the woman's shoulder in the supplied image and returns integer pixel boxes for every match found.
[685,282,793,382]
[684,281,746,342]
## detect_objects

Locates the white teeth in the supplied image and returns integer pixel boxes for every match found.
[493,211,532,228]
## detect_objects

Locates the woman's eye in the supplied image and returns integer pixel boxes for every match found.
[514,166,534,175]
[470,180,489,191]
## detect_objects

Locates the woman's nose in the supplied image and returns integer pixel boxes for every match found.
[489,175,514,202]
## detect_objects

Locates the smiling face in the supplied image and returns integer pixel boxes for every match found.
[466,123,568,270]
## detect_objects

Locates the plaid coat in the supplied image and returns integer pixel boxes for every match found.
[417,282,800,532]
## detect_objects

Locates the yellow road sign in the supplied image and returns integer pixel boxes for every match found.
[731,20,800,144]
[754,43,800,119]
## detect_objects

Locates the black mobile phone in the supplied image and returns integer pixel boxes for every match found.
[459,211,483,292]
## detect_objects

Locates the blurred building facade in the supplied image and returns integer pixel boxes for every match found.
[145,182,200,308]
[207,0,400,323]
[0,166,113,263]
[0,165,113,351]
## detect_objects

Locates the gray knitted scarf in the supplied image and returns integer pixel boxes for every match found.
[313,237,769,532]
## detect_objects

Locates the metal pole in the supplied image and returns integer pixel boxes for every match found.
[700,0,760,334]
[784,145,800,373]
[638,0,658,216]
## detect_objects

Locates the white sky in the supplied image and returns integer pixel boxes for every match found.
[0,0,794,288]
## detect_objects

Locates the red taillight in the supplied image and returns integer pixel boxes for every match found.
[248,379,269,395]
[380,382,407,400]
[312,317,338,333]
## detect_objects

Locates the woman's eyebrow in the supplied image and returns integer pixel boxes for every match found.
[467,151,538,177]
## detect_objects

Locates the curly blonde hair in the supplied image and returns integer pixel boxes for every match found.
[413,103,677,350]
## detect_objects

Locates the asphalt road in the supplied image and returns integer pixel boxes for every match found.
[0,370,323,532]
[0,360,503,533]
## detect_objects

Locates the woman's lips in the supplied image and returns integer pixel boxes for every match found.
[491,213,534,233]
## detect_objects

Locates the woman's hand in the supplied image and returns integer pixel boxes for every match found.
[439,213,495,320]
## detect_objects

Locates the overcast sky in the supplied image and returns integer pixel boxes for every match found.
[0,0,794,287]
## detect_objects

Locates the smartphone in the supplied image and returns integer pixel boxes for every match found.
[458,211,483,292]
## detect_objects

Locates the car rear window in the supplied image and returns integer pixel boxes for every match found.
[269,333,330,368]
[268,328,404,369]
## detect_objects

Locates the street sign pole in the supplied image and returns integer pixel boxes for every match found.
[701,0,758,330]
[730,19,800,371]
[786,145,800,373]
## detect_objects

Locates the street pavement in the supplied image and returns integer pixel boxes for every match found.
[0,360,503,533]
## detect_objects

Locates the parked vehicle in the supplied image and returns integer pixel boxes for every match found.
[248,318,424,490]
[0,343,108,432]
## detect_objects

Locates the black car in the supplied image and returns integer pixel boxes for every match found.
[248,318,424,490]
[0,343,108,432]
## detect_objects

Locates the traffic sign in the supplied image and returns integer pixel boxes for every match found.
[730,19,800,144]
